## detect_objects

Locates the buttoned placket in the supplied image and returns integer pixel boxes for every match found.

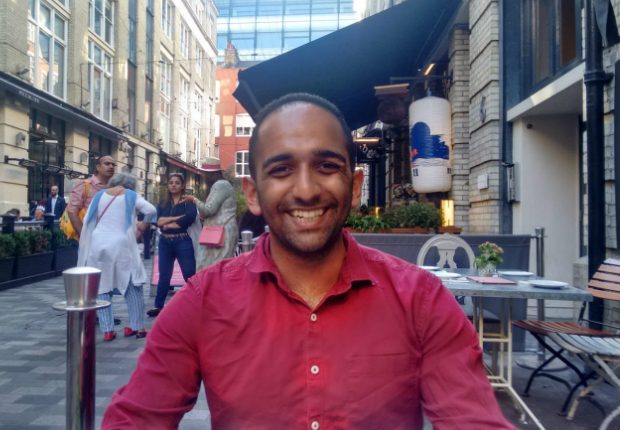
[306,307,322,429]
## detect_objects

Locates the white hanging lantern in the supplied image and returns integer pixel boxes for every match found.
[409,96,452,193]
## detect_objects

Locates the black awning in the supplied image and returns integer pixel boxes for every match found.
[233,0,460,130]
[0,71,123,141]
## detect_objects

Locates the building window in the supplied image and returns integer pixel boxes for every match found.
[128,0,138,64]
[27,0,67,99]
[193,122,201,157]
[522,0,581,92]
[195,46,204,75]
[180,76,191,111]
[145,77,153,141]
[194,89,203,120]
[161,0,173,39]
[128,63,137,134]
[179,113,189,160]
[88,41,113,121]
[236,150,250,177]
[160,51,172,149]
[180,22,190,59]
[89,0,114,45]
[146,0,154,77]
[235,113,255,136]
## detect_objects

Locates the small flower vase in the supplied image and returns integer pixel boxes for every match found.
[479,263,498,277]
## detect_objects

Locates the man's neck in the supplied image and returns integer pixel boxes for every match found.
[270,235,347,309]
[94,174,108,185]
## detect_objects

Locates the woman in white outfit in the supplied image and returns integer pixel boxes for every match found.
[78,173,156,341]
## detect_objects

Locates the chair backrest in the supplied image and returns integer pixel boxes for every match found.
[588,258,620,302]
[417,233,475,268]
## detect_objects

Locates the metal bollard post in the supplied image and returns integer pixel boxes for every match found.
[53,267,110,430]
[240,230,255,253]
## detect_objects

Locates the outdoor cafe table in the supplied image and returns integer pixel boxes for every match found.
[441,270,592,430]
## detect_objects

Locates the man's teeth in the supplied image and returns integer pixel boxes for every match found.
[291,209,324,220]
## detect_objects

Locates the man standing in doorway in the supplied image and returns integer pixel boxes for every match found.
[103,94,514,429]
[67,155,116,237]
[44,185,66,219]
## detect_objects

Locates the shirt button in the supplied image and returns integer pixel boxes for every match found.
[311,421,320,430]
[310,313,318,322]
[310,365,319,375]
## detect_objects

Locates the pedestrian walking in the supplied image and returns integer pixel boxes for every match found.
[147,173,197,317]
[77,172,156,341]
[182,158,238,271]
[66,155,116,237]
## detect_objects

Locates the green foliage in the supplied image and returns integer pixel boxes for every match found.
[345,213,389,233]
[474,241,504,269]
[0,234,16,259]
[29,230,51,254]
[382,202,441,229]
[52,229,75,248]
[13,231,32,257]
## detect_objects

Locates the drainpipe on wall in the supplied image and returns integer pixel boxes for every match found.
[584,0,607,329]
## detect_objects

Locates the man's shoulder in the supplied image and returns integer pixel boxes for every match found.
[188,254,253,292]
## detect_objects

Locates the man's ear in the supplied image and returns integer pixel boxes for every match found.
[351,168,364,208]
[242,177,262,216]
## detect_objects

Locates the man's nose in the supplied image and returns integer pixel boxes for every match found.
[292,167,321,202]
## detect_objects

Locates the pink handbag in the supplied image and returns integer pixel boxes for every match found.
[199,226,225,247]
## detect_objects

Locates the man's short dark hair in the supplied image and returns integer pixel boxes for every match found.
[96,155,113,165]
[248,93,355,178]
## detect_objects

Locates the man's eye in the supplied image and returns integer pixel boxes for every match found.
[318,162,342,172]
[268,165,292,176]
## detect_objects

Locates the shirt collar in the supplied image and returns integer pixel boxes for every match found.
[245,230,374,288]
[89,175,104,187]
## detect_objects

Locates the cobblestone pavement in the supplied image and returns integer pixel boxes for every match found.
[0,264,616,429]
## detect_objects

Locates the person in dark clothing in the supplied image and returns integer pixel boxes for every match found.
[238,209,267,239]
[147,173,197,317]
[44,185,66,219]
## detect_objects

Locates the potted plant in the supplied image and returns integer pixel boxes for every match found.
[13,230,54,278]
[474,241,504,276]
[0,234,16,282]
[382,202,441,233]
[52,229,78,272]
[345,212,389,233]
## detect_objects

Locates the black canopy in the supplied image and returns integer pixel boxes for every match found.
[234,0,460,130]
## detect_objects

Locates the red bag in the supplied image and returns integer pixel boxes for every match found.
[199,226,225,247]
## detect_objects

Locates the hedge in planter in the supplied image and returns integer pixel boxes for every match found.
[52,230,78,271]
[0,234,16,282]
[382,202,441,232]
[13,230,54,278]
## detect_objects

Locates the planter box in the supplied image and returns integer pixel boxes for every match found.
[54,246,78,272]
[14,252,54,278]
[0,257,15,282]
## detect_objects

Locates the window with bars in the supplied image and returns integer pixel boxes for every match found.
[27,0,67,99]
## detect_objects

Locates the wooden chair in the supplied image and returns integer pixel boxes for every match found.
[512,258,620,418]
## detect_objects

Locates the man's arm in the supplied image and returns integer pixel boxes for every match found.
[66,180,86,235]
[103,278,203,428]
[414,273,515,429]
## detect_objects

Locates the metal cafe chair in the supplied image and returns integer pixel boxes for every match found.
[417,234,502,370]
[512,258,620,417]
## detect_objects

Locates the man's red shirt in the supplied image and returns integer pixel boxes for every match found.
[103,232,514,429]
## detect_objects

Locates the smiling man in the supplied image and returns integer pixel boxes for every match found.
[103,94,514,429]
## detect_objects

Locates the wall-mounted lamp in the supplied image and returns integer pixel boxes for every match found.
[15,132,27,146]
[44,164,62,174]
[423,63,435,76]
[79,152,89,163]
[156,165,167,175]
[440,199,454,226]
[15,66,30,77]
[4,156,39,168]
[58,166,72,176]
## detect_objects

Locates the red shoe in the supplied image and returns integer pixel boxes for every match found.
[103,331,117,341]
[123,327,137,337]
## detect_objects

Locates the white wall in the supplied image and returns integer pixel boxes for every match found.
[512,116,580,286]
